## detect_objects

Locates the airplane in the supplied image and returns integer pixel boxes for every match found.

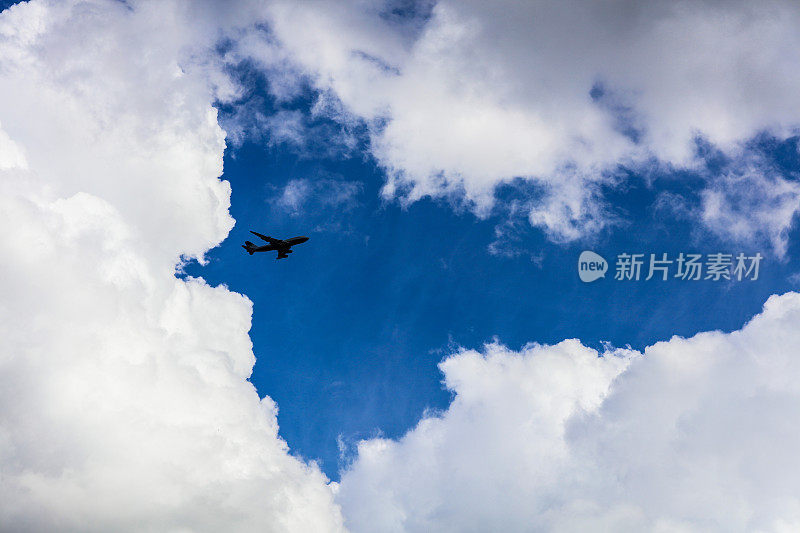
[242,231,310,260]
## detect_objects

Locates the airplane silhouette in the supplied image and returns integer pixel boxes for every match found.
[242,231,309,260]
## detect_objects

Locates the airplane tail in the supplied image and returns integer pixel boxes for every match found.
[242,241,256,255]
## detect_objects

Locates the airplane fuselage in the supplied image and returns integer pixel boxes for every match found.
[243,233,309,259]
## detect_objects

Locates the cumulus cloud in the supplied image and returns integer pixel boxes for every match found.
[0,1,343,530]
[7,0,800,531]
[338,291,800,532]
[246,0,800,242]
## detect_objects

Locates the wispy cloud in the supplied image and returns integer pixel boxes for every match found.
[700,159,800,257]
[272,177,362,216]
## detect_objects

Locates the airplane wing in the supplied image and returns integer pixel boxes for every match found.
[250,231,282,245]
[276,251,289,259]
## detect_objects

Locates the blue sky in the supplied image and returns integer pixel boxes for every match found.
[183,67,800,478]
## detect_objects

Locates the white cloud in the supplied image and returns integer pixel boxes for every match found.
[224,106,359,158]
[700,159,800,257]
[251,0,800,242]
[7,0,800,530]
[650,154,800,257]
[0,1,343,531]
[273,177,361,216]
[338,291,800,532]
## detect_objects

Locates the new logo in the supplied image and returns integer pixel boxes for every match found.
[578,251,608,282]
